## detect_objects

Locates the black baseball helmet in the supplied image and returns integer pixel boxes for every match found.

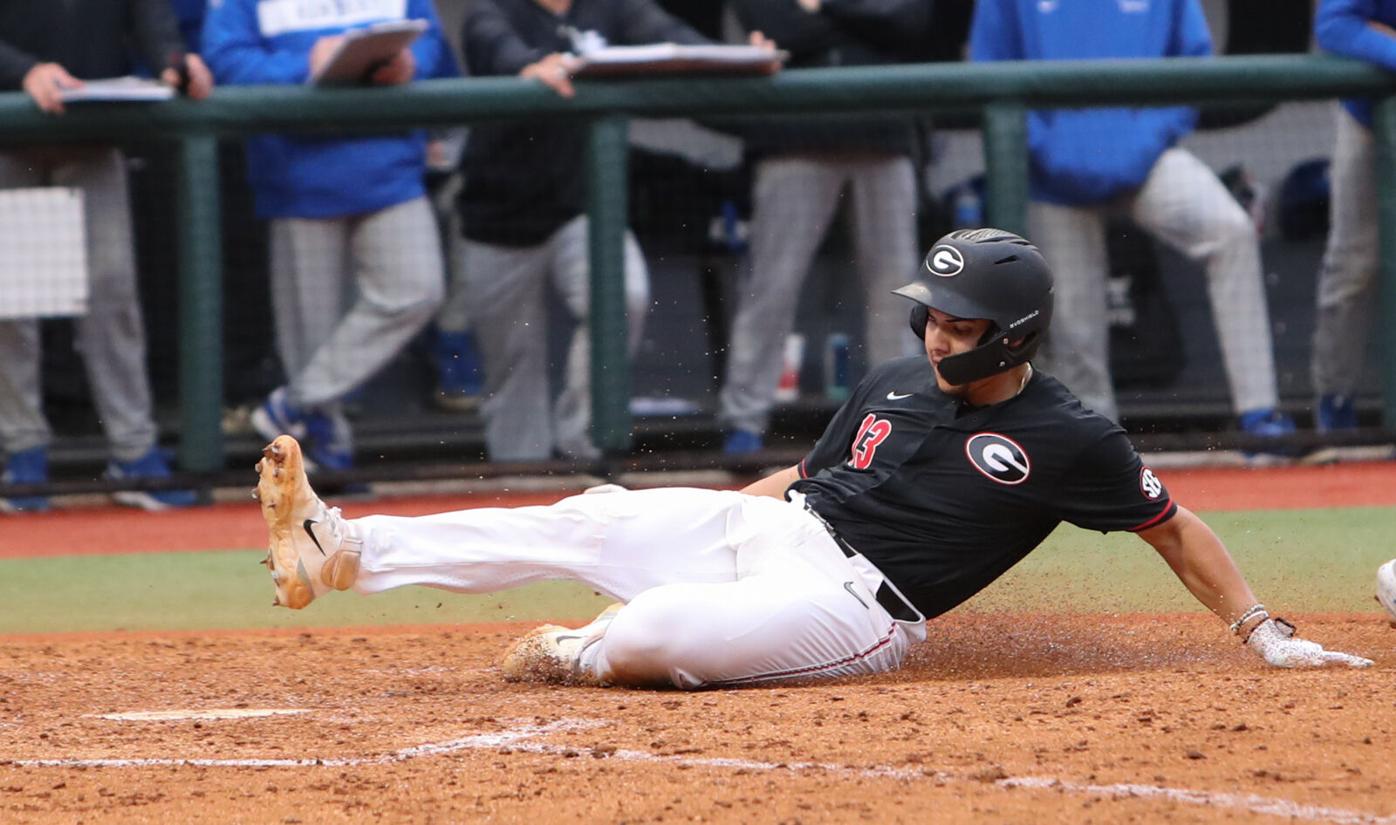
[892,228,1054,385]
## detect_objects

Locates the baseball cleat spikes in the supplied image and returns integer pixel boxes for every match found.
[256,435,361,609]
[500,602,623,685]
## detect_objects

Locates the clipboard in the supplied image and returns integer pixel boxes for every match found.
[308,19,429,86]
[57,76,175,103]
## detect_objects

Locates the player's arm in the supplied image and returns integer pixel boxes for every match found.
[1138,506,1371,668]
[740,465,800,500]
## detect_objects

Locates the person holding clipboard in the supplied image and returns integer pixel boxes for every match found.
[202,0,457,477]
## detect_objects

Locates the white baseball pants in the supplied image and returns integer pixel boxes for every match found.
[1311,105,1378,399]
[1031,147,1279,422]
[350,487,923,689]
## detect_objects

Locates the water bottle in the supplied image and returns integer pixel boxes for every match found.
[825,333,850,402]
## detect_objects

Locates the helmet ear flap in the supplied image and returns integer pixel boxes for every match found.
[909,304,928,340]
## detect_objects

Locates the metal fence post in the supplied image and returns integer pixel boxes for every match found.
[1377,98,1396,428]
[586,115,631,453]
[982,101,1029,237]
[175,136,224,473]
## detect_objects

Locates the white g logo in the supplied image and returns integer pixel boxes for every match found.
[926,245,965,277]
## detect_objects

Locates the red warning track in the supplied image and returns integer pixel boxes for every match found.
[2,462,1394,559]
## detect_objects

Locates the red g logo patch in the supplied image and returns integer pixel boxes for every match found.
[965,433,1030,485]
[848,413,891,470]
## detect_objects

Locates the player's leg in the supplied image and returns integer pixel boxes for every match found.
[848,155,919,366]
[1131,147,1279,418]
[459,237,552,460]
[548,217,650,460]
[718,157,845,441]
[1311,106,1378,426]
[1028,202,1116,421]
[292,196,444,409]
[53,148,160,464]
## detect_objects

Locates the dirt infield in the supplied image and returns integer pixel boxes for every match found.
[1,614,1393,823]
[2,463,1396,822]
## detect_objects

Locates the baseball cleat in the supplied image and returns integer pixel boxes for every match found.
[256,435,361,609]
[1376,559,1396,628]
[500,602,623,685]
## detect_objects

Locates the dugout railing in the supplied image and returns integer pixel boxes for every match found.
[2,53,1396,489]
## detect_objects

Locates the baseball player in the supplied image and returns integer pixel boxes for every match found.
[254,229,1371,689]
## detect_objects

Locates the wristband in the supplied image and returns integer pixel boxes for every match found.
[1228,603,1268,636]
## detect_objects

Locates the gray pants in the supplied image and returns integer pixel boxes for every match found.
[1311,106,1377,398]
[270,196,445,446]
[460,216,650,461]
[0,147,157,462]
[1030,147,1279,423]
[720,155,919,434]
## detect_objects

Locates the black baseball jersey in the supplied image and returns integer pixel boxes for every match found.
[791,355,1175,620]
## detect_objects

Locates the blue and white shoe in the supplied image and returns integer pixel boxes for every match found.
[251,387,353,473]
[250,387,308,443]
[1315,394,1358,433]
[430,329,484,412]
[1238,407,1299,458]
[723,429,764,455]
[107,448,198,511]
[1,446,50,514]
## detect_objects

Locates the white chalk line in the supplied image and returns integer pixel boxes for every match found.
[7,717,1395,824]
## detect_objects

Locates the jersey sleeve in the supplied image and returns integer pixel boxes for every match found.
[799,380,875,479]
[1052,429,1175,533]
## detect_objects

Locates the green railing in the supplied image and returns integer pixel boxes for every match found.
[3,54,1396,471]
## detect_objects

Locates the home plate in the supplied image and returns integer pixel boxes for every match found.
[92,709,310,722]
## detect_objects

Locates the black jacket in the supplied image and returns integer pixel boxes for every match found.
[0,0,184,90]
[458,0,707,247]
[731,0,931,159]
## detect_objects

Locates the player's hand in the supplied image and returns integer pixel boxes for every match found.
[1245,618,1372,668]
[22,62,83,115]
[370,48,416,86]
[309,34,348,78]
[521,52,576,98]
[161,53,214,100]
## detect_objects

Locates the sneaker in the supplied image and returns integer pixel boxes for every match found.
[0,446,50,514]
[108,448,198,511]
[1316,394,1358,433]
[254,435,361,609]
[252,387,353,473]
[250,386,307,443]
[430,329,484,412]
[1237,407,1299,458]
[723,429,764,455]
[500,602,624,685]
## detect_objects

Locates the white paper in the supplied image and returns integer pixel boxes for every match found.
[570,44,787,76]
[58,76,174,103]
[0,188,88,319]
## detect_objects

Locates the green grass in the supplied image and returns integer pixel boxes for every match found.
[0,506,1390,634]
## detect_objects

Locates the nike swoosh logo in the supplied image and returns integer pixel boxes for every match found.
[843,581,869,609]
[886,391,913,401]
[302,519,327,556]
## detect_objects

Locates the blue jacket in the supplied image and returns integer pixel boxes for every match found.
[202,0,455,219]
[1316,0,1396,129]
[970,0,1211,206]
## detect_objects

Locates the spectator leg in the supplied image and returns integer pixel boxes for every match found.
[460,236,552,461]
[1132,147,1278,415]
[1312,106,1379,399]
[54,148,158,462]
[718,157,845,435]
[269,216,351,400]
[0,152,52,455]
[848,155,920,367]
[1029,201,1116,421]
[549,217,651,459]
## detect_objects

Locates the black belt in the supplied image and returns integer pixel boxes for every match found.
[803,503,923,624]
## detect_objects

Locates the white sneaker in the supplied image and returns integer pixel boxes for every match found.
[1377,560,1396,628]
[255,435,361,609]
[500,602,623,685]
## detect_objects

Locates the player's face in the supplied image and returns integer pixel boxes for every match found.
[923,308,992,395]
